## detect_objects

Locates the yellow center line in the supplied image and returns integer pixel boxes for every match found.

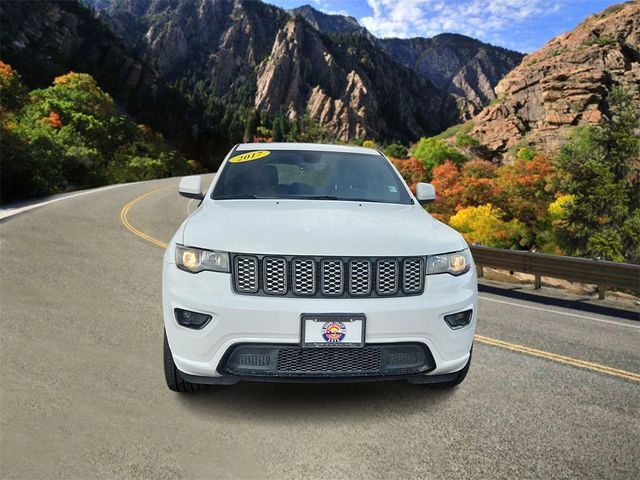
[475,335,640,382]
[119,184,172,249]
[119,184,640,383]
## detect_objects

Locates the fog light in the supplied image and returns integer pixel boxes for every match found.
[444,310,473,329]
[174,308,212,329]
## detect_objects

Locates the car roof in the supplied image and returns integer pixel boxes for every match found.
[235,142,380,156]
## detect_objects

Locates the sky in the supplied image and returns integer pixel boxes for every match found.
[268,0,620,52]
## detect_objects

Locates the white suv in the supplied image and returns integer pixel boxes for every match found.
[163,143,477,392]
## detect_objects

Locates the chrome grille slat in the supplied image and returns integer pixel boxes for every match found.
[402,258,424,294]
[349,259,372,296]
[320,259,344,296]
[292,258,316,295]
[263,257,287,294]
[376,259,399,295]
[233,255,424,297]
[234,256,258,293]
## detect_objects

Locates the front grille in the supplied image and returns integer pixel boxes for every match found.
[263,257,287,295]
[292,258,316,295]
[277,348,381,373]
[349,260,372,296]
[220,343,435,378]
[402,258,424,294]
[234,256,258,293]
[320,259,344,296]
[232,254,425,298]
[376,259,399,295]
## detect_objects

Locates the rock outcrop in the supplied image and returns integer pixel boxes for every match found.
[83,0,458,142]
[0,0,153,92]
[469,1,640,159]
[291,5,523,116]
[291,5,362,34]
[378,34,523,116]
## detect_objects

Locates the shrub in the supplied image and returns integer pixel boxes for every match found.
[554,86,640,262]
[390,157,426,193]
[411,137,466,180]
[449,204,525,248]
[384,142,408,159]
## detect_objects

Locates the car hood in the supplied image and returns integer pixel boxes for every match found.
[182,199,466,257]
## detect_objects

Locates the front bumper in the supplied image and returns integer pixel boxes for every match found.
[163,262,477,381]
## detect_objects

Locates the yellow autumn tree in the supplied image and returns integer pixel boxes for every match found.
[449,204,525,248]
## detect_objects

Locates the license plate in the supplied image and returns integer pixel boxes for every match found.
[301,314,365,348]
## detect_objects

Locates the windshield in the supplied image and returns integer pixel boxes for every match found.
[211,149,413,205]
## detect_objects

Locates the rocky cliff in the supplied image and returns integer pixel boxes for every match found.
[291,5,362,34]
[469,1,640,159]
[292,5,523,116]
[255,18,457,140]
[84,0,458,141]
[378,34,523,116]
[0,0,153,94]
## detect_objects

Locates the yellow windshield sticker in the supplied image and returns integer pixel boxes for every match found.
[229,150,271,163]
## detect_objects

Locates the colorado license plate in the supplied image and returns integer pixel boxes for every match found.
[301,314,365,348]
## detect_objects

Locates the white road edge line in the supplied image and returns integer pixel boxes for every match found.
[478,295,640,329]
[0,183,134,220]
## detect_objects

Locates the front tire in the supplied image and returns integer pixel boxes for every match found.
[163,330,204,393]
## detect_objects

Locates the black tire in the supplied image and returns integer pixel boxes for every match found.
[431,348,472,389]
[163,330,204,393]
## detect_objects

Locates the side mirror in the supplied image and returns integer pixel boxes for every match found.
[416,182,436,205]
[178,175,204,200]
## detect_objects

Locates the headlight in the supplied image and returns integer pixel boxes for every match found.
[175,245,230,273]
[426,249,472,276]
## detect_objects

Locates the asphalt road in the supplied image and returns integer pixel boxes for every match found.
[1,176,639,479]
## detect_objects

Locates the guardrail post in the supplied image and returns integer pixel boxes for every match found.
[534,274,541,290]
[478,265,484,278]
[598,285,606,300]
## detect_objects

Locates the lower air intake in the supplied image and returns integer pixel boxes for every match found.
[219,343,435,378]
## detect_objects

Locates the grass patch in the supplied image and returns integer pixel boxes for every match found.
[434,120,474,140]
[583,36,616,47]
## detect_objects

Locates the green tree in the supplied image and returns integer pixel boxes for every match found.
[384,142,408,159]
[1,65,195,203]
[555,86,640,262]
[271,111,286,142]
[412,137,467,180]
[244,109,259,142]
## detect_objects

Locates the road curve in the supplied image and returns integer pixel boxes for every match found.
[1,177,639,479]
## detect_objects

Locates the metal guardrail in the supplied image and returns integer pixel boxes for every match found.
[470,245,640,298]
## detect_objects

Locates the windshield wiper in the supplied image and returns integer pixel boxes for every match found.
[297,196,384,203]
[213,194,258,200]
[296,195,341,200]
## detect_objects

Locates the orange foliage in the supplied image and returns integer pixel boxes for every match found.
[495,155,556,223]
[43,111,62,128]
[390,157,426,193]
[0,60,14,78]
[431,161,463,216]
[460,159,498,207]
[53,72,79,85]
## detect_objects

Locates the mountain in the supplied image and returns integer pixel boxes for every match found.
[83,0,458,142]
[291,5,362,33]
[0,0,211,162]
[468,1,640,160]
[255,19,457,140]
[0,0,152,96]
[291,5,523,116]
[2,0,523,156]
[377,35,524,116]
